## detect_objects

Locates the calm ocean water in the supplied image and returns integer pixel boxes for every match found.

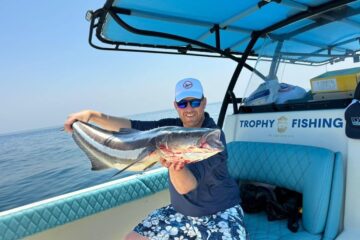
[0,103,223,212]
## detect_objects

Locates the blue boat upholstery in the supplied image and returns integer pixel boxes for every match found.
[227,141,344,240]
[0,168,168,240]
[0,142,344,240]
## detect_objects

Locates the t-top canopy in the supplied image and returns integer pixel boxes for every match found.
[88,0,360,65]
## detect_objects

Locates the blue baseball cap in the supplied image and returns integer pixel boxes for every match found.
[175,78,204,102]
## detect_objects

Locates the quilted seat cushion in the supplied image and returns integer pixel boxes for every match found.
[0,168,169,240]
[244,212,321,240]
[227,141,335,235]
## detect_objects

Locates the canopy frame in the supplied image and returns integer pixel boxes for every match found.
[87,0,359,127]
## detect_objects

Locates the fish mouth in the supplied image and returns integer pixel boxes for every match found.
[199,129,224,151]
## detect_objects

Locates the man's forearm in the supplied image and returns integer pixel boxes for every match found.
[169,166,197,195]
[89,111,131,131]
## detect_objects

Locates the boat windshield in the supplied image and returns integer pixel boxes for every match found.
[234,16,360,112]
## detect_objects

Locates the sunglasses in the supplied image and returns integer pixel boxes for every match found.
[176,99,203,109]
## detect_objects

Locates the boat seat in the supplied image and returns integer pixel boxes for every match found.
[0,168,169,240]
[227,141,344,240]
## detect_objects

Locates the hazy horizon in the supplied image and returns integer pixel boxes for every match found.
[0,101,223,136]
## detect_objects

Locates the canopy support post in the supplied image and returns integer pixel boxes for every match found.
[217,33,261,127]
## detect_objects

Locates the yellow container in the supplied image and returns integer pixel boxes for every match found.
[310,67,360,93]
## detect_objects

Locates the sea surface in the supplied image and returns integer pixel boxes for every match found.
[0,102,224,212]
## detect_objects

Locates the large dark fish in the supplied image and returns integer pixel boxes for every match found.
[72,121,224,173]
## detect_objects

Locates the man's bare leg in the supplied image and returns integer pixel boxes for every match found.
[124,231,148,240]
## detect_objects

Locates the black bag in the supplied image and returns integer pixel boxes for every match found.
[240,183,302,232]
[240,183,273,213]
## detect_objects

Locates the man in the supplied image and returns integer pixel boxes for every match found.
[64,78,247,239]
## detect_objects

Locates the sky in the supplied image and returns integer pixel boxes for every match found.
[0,1,239,134]
[1,1,359,135]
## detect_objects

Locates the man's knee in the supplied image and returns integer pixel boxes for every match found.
[124,231,148,240]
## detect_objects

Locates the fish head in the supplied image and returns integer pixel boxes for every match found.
[156,127,224,162]
[197,128,224,152]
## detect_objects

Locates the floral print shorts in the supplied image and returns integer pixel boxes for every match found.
[134,204,247,240]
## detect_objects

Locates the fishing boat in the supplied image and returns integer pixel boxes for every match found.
[1,0,360,239]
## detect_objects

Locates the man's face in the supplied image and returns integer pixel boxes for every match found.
[174,97,207,128]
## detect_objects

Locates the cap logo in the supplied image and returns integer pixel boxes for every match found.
[351,117,360,126]
[183,81,193,89]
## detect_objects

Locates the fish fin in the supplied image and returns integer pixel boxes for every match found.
[110,147,156,178]
[142,150,162,171]
[110,156,146,178]
[110,167,130,178]
[137,146,156,160]
[143,161,159,171]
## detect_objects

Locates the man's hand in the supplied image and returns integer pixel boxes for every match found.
[64,110,92,133]
[159,158,185,171]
